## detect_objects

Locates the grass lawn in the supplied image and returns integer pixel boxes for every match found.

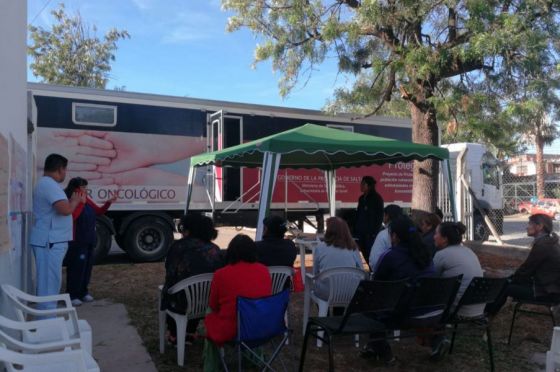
[89,251,552,371]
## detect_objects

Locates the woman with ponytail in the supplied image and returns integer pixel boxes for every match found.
[433,222,484,318]
[428,221,484,361]
[363,215,434,364]
[374,215,434,282]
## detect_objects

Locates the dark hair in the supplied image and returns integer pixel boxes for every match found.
[419,212,442,231]
[389,215,432,269]
[44,154,68,172]
[226,234,257,264]
[435,207,444,220]
[64,177,88,198]
[323,217,358,250]
[263,215,288,239]
[179,213,218,242]
[384,204,403,222]
[529,214,554,234]
[437,222,467,246]
[361,176,376,188]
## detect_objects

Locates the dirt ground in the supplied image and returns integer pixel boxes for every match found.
[89,251,553,371]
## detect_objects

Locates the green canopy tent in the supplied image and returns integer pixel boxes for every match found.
[186,123,452,240]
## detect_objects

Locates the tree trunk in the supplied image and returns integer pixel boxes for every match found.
[409,98,439,216]
[536,134,545,199]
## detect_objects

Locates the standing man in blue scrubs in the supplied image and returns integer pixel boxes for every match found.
[30,154,82,311]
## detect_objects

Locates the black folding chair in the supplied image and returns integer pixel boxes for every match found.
[298,279,409,372]
[445,277,508,372]
[220,289,291,372]
[400,275,464,329]
[508,296,560,345]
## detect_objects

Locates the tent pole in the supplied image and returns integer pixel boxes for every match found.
[325,170,336,217]
[256,152,281,241]
[184,164,195,214]
[443,159,457,221]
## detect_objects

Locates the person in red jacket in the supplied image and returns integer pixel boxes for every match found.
[203,234,272,370]
[64,177,116,306]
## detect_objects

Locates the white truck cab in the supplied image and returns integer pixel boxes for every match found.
[442,143,503,240]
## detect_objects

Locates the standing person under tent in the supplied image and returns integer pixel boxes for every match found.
[354,176,384,263]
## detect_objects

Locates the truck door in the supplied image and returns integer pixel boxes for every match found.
[208,111,223,203]
[207,111,242,203]
[481,152,502,210]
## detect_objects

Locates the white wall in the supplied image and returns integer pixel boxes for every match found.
[0,0,29,305]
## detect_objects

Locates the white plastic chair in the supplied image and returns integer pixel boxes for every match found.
[303,267,368,347]
[546,326,560,372]
[268,266,294,294]
[0,343,97,372]
[268,266,294,345]
[158,272,214,366]
[1,284,92,354]
[0,316,98,372]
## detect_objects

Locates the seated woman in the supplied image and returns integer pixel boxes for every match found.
[488,213,560,315]
[374,215,434,282]
[365,215,434,364]
[430,221,483,360]
[312,217,364,300]
[418,212,442,257]
[204,234,272,369]
[256,215,298,267]
[161,214,223,345]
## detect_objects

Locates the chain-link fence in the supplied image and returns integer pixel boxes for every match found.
[490,169,560,247]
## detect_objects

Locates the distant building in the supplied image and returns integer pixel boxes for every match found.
[508,154,560,176]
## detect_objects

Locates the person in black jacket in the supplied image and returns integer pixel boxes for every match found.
[161,214,224,344]
[354,176,384,261]
[487,213,560,315]
[256,215,297,267]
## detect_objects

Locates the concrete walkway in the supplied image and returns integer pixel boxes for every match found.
[76,299,157,372]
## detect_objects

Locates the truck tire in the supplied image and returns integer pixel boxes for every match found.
[93,222,112,264]
[125,216,173,262]
[473,214,489,241]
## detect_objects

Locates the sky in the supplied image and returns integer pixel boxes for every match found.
[27,0,350,110]
[27,0,560,154]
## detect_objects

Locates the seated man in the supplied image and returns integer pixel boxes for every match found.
[256,215,298,267]
[488,213,560,314]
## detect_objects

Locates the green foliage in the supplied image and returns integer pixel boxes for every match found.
[223,0,560,152]
[28,4,129,88]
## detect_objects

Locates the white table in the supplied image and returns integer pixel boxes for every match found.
[293,238,321,286]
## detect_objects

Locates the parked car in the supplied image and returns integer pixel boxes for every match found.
[530,199,560,219]
[518,201,534,214]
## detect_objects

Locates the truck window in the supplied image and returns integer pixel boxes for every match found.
[72,103,117,127]
[482,153,500,188]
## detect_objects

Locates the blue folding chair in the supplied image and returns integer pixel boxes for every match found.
[220,289,291,371]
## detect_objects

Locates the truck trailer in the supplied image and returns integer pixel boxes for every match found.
[29,83,418,262]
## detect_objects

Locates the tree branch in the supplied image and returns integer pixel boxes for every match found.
[338,0,361,9]
[438,57,493,80]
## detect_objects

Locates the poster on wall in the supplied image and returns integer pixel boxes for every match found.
[0,133,11,253]
[9,135,26,258]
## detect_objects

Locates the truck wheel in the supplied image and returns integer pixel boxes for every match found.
[125,216,173,262]
[93,222,112,264]
[473,214,489,241]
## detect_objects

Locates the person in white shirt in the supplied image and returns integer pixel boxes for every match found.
[368,204,403,271]
[30,154,82,311]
